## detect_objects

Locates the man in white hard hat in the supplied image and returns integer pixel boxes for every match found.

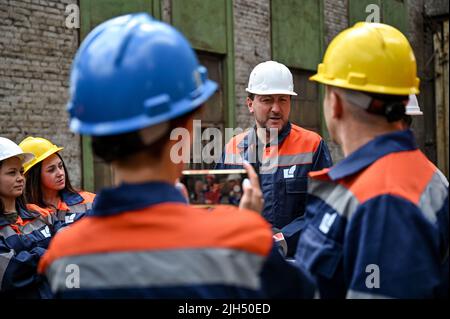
[217,61,333,257]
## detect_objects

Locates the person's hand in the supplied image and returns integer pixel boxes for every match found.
[239,161,264,214]
[175,178,189,203]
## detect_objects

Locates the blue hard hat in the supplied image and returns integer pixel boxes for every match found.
[67,13,218,136]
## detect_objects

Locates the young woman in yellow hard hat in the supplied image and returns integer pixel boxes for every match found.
[19,137,95,225]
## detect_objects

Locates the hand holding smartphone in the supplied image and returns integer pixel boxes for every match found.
[180,169,247,208]
[180,163,263,214]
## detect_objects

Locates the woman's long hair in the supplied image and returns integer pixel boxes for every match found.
[0,159,27,215]
[24,153,78,208]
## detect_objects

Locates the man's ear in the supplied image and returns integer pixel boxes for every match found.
[246,97,254,114]
[330,89,343,119]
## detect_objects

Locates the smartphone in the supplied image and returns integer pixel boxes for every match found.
[180,169,247,208]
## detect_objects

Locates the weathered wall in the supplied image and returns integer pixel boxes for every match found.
[0,0,81,186]
[233,0,271,131]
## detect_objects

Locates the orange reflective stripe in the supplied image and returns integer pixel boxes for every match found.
[38,204,273,273]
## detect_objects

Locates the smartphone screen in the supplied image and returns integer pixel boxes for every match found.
[180,169,247,208]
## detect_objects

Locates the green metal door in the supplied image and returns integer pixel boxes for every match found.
[349,0,407,33]
[272,0,323,71]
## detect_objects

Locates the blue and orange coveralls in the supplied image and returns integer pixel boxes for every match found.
[296,130,449,298]
[39,182,316,298]
[0,204,65,298]
[49,190,95,225]
[216,122,332,255]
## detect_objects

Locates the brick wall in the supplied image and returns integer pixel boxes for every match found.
[323,0,348,45]
[0,0,81,186]
[0,0,442,181]
[233,0,271,131]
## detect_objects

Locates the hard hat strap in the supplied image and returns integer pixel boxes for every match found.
[340,89,372,110]
[338,87,408,122]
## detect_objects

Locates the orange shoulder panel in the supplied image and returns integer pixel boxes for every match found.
[38,203,273,273]
[79,191,96,204]
[279,124,323,155]
[207,205,273,255]
[225,131,249,154]
[26,203,52,217]
[342,150,436,205]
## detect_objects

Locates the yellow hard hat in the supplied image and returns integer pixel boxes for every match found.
[19,137,64,173]
[310,22,420,95]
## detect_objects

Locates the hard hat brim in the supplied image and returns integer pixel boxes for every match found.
[245,88,297,96]
[405,110,423,116]
[70,79,218,136]
[23,146,64,174]
[309,73,420,96]
[0,152,35,165]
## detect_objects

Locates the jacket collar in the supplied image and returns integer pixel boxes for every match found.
[92,181,187,217]
[327,129,418,181]
[60,189,84,206]
[0,204,40,227]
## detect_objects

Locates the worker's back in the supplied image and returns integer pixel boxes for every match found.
[297,130,449,298]
[39,181,315,298]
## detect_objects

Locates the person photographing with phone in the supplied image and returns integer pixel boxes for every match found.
[38,13,316,299]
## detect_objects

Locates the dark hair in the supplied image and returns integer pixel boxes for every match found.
[24,153,78,208]
[248,93,255,100]
[366,93,408,122]
[0,159,27,215]
[401,114,413,128]
[92,107,202,163]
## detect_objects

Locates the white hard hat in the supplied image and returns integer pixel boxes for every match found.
[406,94,423,116]
[0,137,35,164]
[246,61,297,96]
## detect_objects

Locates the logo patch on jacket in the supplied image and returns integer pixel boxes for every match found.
[319,213,337,234]
[283,165,296,179]
[65,213,76,224]
[40,226,51,238]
